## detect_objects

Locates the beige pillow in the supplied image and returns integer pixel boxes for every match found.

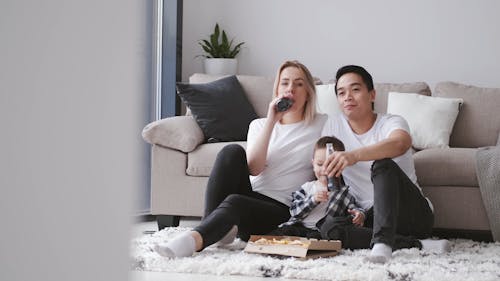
[387,92,463,150]
[142,116,204,153]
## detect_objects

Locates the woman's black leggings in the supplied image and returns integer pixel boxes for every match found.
[194,144,290,249]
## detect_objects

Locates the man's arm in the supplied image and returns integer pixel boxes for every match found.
[351,129,411,162]
[325,129,411,177]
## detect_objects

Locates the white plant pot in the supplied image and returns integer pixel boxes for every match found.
[204,58,238,75]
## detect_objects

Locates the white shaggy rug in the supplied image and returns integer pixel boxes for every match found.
[131,227,500,281]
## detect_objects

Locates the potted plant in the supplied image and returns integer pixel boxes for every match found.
[199,23,245,75]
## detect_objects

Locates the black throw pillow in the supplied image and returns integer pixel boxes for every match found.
[176,75,258,143]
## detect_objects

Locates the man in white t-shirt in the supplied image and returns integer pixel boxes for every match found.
[322,65,450,263]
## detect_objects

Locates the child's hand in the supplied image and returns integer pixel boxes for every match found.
[313,189,329,203]
[348,209,365,226]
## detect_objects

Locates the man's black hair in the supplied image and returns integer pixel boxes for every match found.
[334,65,374,95]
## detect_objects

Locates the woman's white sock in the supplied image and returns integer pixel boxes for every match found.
[154,232,196,258]
[366,243,392,264]
[216,225,238,245]
[420,239,451,253]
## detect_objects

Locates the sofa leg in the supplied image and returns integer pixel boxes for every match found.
[157,215,180,230]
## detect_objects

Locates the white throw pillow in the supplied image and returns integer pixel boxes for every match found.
[316,84,341,116]
[387,92,463,150]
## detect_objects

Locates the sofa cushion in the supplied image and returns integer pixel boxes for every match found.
[413,148,478,187]
[374,82,431,114]
[142,116,204,153]
[387,92,463,150]
[189,73,274,118]
[187,142,247,176]
[177,75,258,143]
[434,82,500,148]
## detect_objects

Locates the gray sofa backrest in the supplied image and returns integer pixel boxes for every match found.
[189,74,500,148]
[434,82,500,148]
[190,73,434,118]
[373,82,431,114]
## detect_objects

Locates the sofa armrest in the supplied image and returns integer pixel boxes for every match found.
[142,116,204,153]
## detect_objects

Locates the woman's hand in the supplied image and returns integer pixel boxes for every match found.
[265,96,288,124]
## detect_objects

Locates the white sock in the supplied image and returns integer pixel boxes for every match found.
[154,232,196,258]
[216,225,238,245]
[365,243,392,264]
[420,239,451,253]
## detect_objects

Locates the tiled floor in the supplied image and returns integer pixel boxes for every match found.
[130,218,306,281]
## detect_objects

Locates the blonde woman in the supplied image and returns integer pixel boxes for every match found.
[155,60,327,258]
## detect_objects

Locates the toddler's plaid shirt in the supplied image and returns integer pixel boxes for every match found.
[280,181,365,229]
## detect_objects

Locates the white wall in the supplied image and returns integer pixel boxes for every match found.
[0,1,151,280]
[182,0,500,88]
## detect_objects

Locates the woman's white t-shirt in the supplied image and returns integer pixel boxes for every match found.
[247,114,328,207]
[321,113,427,210]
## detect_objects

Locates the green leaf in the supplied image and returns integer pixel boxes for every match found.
[201,45,213,55]
[210,34,218,50]
[199,40,213,50]
[214,23,220,40]
[228,42,245,58]
[222,31,229,49]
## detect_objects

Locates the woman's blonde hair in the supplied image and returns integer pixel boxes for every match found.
[273,60,317,124]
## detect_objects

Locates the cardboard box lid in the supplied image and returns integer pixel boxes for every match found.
[244,235,341,259]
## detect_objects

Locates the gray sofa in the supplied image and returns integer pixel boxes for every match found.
[142,73,500,238]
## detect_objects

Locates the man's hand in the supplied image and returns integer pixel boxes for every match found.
[348,209,365,226]
[323,151,358,178]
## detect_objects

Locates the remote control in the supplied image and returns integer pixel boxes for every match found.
[276,97,293,112]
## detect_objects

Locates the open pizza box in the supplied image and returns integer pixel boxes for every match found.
[244,235,342,260]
